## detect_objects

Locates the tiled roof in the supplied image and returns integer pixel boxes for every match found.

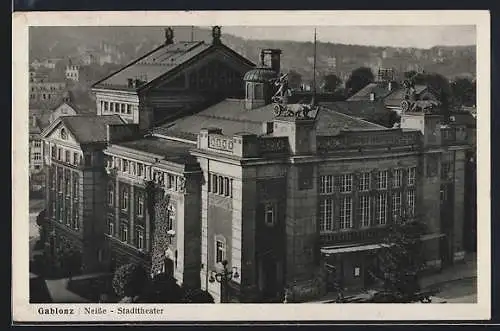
[154,98,384,139]
[114,136,196,164]
[93,41,211,89]
[60,115,125,144]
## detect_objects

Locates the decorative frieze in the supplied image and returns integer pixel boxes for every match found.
[317,131,421,152]
[209,134,234,152]
[258,137,289,154]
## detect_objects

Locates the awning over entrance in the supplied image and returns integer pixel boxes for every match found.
[321,243,391,256]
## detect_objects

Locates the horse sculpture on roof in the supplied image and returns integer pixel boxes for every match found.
[400,76,440,113]
[270,73,317,119]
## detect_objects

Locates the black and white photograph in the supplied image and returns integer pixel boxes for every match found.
[13,11,490,322]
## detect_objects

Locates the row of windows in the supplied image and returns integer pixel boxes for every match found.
[50,168,79,199]
[51,194,80,231]
[319,167,416,194]
[207,173,233,197]
[107,185,146,217]
[107,156,184,192]
[319,190,415,232]
[51,145,85,166]
[107,219,146,250]
[101,101,133,115]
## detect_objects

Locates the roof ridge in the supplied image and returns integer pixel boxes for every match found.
[321,106,386,129]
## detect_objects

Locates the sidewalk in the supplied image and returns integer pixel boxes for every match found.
[44,278,90,303]
[311,253,477,303]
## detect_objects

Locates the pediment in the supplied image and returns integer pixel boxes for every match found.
[42,120,79,145]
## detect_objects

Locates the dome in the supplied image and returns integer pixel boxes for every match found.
[243,66,278,83]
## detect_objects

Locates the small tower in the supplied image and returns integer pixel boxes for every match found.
[212,26,222,45]
[164,27,174,45]
[243,49,281,110]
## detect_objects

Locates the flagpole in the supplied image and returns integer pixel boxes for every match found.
[312,28,317,106]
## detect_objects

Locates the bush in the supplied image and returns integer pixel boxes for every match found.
[138,272,183,303]
[112,263,149,299]
[182,288,215,303]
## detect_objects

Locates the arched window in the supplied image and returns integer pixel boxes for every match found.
[60,128,67,140]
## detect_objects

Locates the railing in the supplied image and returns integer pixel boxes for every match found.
[317,130,421,152]
[208,134,234,153]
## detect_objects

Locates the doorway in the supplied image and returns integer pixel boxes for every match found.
[258,256,280,301]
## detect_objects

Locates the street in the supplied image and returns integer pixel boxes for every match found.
[435,277,477,303]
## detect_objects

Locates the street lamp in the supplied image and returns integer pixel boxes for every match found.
[208,260,239,303]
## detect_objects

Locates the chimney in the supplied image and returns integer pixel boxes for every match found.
[261,49,282,74]
[370,92,375,101]
[164,27,174,45]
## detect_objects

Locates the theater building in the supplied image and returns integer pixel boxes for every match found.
[40,26,472,303]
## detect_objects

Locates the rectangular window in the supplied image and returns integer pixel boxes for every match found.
[120,223,128,242]
[339,174,353,193]
[107,217,114,236]
[165,174,173,189]
[339,196,353,229]
[65,150,70,163]
[264,204,275,226]
[215,239,226,264]
[57,148,62,161]
[130,162,136,175]
[319,175,334,194]
[392,192,402,222]
[137,194,144,217]
[104,101,109,111]
[218,176,224,195]
[359,172,370,191]
[377,170,388,190]
[73,152,79,165]
[126,104,132,114]
[211,174,218,194]
[122,160,128,173]
[110,102,114,112]
[137,163,143,177]
[51,146,56,159]
[33,152,41,161]
[319,199,334,232]
[359,195,371,228]
[408,167,416,186]
[393,169,403,188]
[121,188,129,210]
[136,226,144,250]
[107,185,114,206]
[224,178,230,197]
[167,207,175,231]
[121,104,126,114]
[34,140,41,148]
[407,190,416,217]
[375,193,387,225]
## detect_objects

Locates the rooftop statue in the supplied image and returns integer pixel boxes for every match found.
[401,77,440,113]
[271,73,317,119]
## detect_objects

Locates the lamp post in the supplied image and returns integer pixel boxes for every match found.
[208,260,239,303]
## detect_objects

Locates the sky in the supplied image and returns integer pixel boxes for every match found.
[222,26,476,49]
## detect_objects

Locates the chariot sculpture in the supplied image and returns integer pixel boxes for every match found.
[271,73,318,119]
[400,77,440,113]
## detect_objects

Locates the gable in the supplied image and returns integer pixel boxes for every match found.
[148,47,253,92]
[44,121,79,147]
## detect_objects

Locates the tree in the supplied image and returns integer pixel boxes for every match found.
[137,272,183,303]
[451,77,476,107]
[345,67,375,97]
[368,219,428,303]
[287,70,302,89]
[112,263,149,299]
[321,73,342,93]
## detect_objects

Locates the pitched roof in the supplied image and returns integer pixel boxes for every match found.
[383,85,429,108]
[154,98,384,140]
[58,115,125,144]
[93,41,254,91]
[114,136,196,165]
[347,83,394,101]
[319,100,390,120]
